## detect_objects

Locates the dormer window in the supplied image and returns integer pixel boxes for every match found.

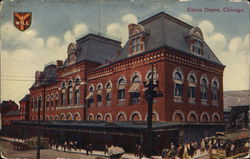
[67,43,77,66]
[188,27,204,55]
[128,24,146,56]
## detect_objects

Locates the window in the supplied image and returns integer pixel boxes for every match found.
[75,78,80,105]
[132,37,140,53]
[55,93,58,106]
[129,75,140,105]
[51,94,54,107]
[192,40,203,55]
[174,72,183,97]
[31,98,34,111]
[61,82,66,106]
[188,74,196,100]
[86,86,94,107]
[118,78,126,100]
[97,84,102,105]
[212,81,219,101]
[38,96,42,111]
[46,96,50,109]
[201,78,208,100]
[106,82,112,105]
[75,89,80,104]
[68,81,73,105]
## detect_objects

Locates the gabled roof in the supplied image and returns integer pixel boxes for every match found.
[30,64,57,89]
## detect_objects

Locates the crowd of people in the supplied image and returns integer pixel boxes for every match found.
[160,138,249,159]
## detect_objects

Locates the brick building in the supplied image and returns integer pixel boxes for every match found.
[28,12,224,124]
[0,100,20,125]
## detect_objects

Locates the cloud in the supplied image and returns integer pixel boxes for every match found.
[122,14,138,24]
[198,20,214,35]
[178,14,193,23]
[201,20,249,91]
[1,22,88,103]
[64,23,88,43]
[106,13,138,45]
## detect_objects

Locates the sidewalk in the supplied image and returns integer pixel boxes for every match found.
[51,145,161,159]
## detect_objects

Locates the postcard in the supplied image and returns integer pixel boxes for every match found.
[0,0,249,158]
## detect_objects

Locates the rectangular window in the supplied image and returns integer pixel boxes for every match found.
[106,93,111,101]
[118,89,125,99]
[130,92,140,105]
[174,84,183,97]
[188,87,196,98]
[97,94,102,103]
[132,37,140,53]
[88,98,94,107]
[55,99,58,106]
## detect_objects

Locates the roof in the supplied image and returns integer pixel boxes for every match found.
[224,90,250,111]
[12,121,225,131]
[92,12,224,71]
[30,64,57,89]
[19,94,30,102]
[3,110,21,116]
[138,12,222,65]
[62,33,122,67]
[210,128,249,140]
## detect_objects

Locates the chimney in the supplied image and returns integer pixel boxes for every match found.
[56,60,63,69]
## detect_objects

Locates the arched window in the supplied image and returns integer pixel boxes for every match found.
[97,84,103,106]
[189,114,197,122]
[74,113,80,121]
[105,82,112,105]
[67,113,72,120]
[129,74,141,105]
[38,96,42,112]
[51,94,54,107]
[174,72,183,97]
[31,98,34,112]
[118,77,126,105]
[68,81,73,105]
[46,96,50,110]
[88,114,94,121]
[201,78,208,100]
[96,113,103,121]
[86,86,94,107]
[188,73,196,103]
[61,82,66,106]
[189,27,204,55]
[117,114,126,121]
[75,78,81,105]
[212,80,219,101]
[55,93,59,106]
[104,113,112,122]
[131,113,140,121]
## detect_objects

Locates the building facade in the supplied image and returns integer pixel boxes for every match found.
[28,12,225,124]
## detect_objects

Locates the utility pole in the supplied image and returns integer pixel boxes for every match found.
[36,96,41,159]
[144,63,162,158]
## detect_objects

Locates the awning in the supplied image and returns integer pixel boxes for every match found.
[118,84,125,90]
[106,88,111,93]
[85,92,93,100]
[128,83,140,93]
[188,83,196,87]
[97,90,102,94]
[174,80,183,84]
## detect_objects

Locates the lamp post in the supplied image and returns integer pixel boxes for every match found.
[144,63,162,158]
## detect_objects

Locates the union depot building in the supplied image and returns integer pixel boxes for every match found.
[3,12,225,154]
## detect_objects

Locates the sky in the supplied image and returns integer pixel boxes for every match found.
[0,0,249,104]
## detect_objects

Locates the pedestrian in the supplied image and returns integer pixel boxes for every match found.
[161,147,168,159]
[86,143,89,155]
[104,144,108,155]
